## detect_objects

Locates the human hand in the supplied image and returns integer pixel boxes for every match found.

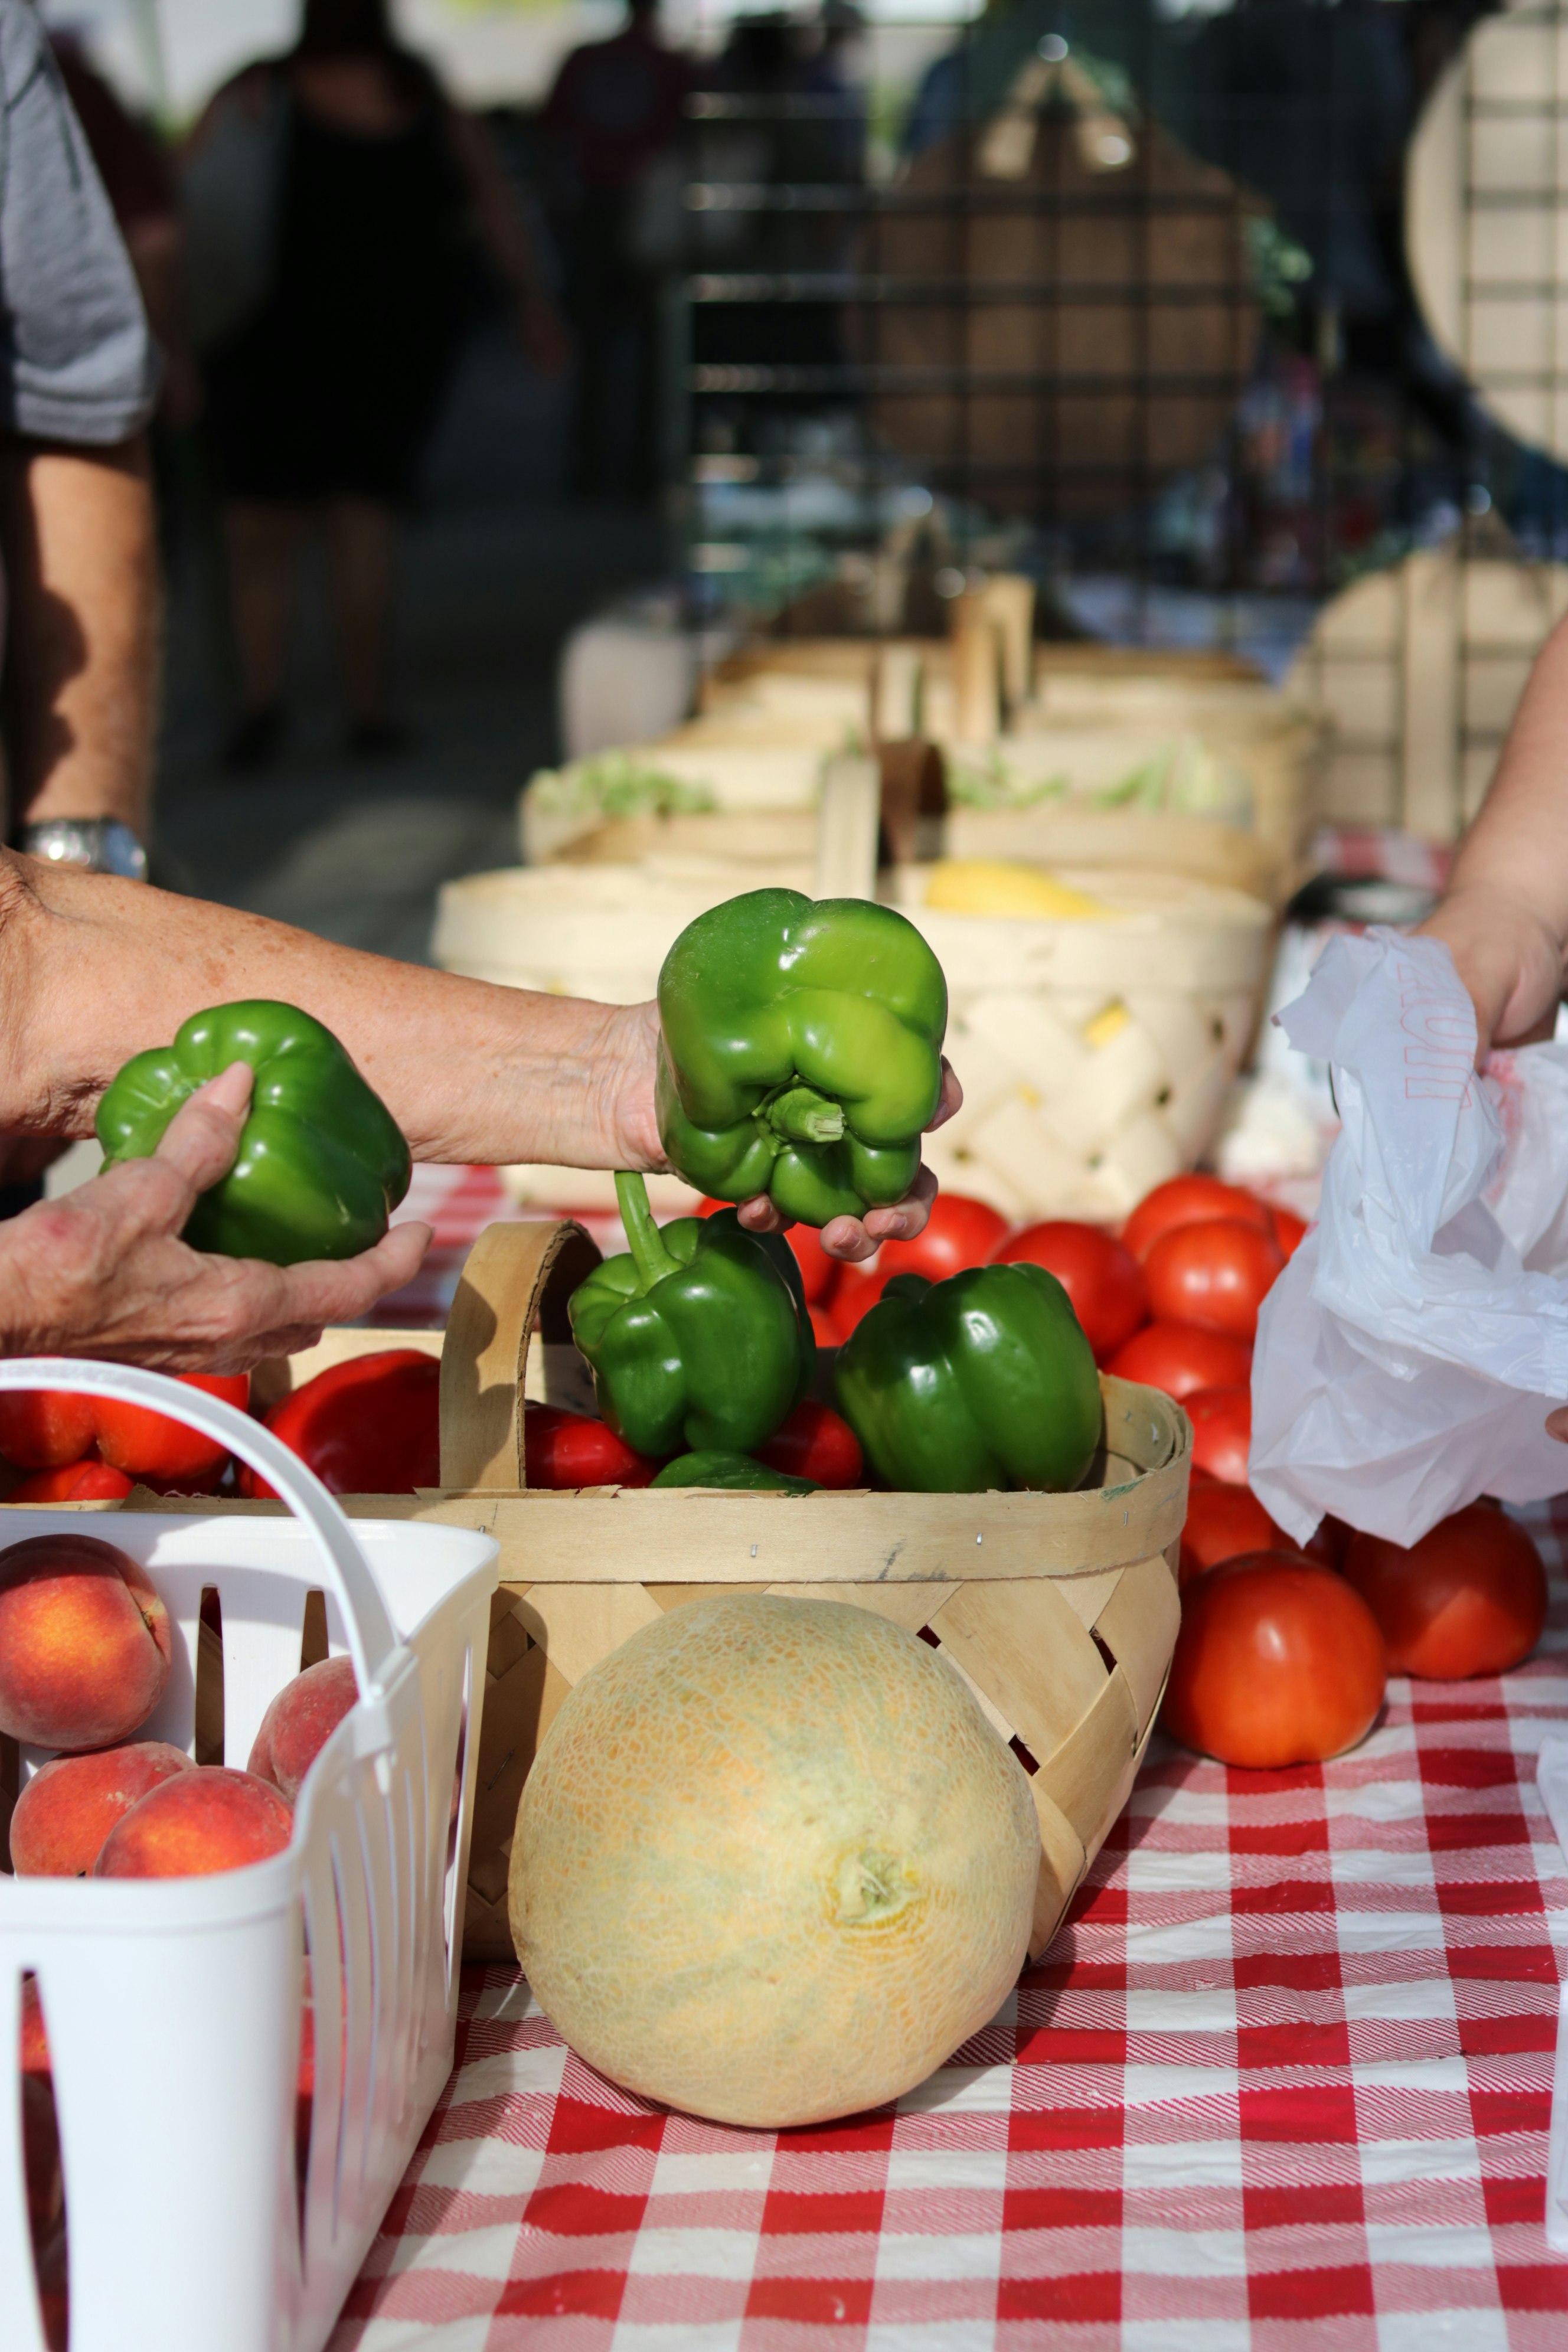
[603,1000,963,1263]
[0,1063,429,1371]
[1418,884,1565,1059]
[733,1060,963,1262]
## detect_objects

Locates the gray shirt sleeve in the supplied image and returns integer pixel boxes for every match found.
[0,4,156,443]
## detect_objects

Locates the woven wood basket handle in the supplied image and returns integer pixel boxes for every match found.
[813,753,881,899]
[439,1219,603,1490]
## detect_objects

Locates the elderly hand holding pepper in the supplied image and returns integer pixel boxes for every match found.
[0,855,956,1367]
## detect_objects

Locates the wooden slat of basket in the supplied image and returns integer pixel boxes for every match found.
[928,1578,1109,1756]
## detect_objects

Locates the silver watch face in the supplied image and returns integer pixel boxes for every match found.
[21,819,148,881]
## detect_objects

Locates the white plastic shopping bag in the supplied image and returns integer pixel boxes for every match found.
[1250,927,1568,1547]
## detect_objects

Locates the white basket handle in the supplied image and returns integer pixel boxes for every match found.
[0,1358,401,1696]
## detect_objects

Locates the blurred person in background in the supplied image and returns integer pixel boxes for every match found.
[544,0,690,502]
[47,28,200,429]
[189,0,569,772]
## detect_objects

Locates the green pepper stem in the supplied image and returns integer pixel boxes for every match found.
[764,1085,846,1146]
[615,1170,680,1291]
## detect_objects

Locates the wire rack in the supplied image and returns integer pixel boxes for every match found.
[665,0,1510,717]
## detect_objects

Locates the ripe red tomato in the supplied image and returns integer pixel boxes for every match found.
[1270,1206,1308,1259]
[6,1460,136,1502]
[1185,1385,1252,1484]
[1164,1553,1387,1766]
[240,1354,433,1498]
[1122,1175,1273,1264]
[698,1198,838,1305]
[874,1193,1011,1285]
[1105,1320,1252,1400]
[826,1261,883,1343]
[992,1221,1147,1361]
[524,1405,661,1489]
[1301,1514,1350,1572]
[786,1226,839,1306]
[756,1399,863,1488]
[1180,1481,1286,1587]
[1340,1504,1549,1680]
[1145,1218,1284,1342]
[821,1195,1016,1344]
[0,1390,97,1470]
[94,1374,250,1486]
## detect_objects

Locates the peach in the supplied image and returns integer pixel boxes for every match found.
[249,1656,358,1804]
[11,1741,194,1876]
[0,1534,171,1751]
[94,1766,292,1877]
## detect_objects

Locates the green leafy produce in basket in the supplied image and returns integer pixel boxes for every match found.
[97,1001,410,1265]
[655,887,948,1226]
[569,1172,814,1458]
[835,1266,1102,1494]
[526,752,717,828]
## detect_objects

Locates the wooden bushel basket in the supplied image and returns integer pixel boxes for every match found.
[864,57,1261,518]
[205,1217,1190,1966]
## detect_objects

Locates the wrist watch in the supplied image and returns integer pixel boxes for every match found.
[18,817,148,881]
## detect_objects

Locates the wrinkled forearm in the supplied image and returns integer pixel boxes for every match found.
[0,852,659,1170]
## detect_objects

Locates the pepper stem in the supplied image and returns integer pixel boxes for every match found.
[763,1085,846,1146]
[615,1170,680,1291]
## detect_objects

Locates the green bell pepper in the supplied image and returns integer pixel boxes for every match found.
[568,1172,814,1457]
[655,887,948,1226]
[835,1266,1101,1494]
[651,1450,818,1494]
[97,1000,410,1266]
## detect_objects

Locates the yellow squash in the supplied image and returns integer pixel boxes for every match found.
[924,858,1115,919]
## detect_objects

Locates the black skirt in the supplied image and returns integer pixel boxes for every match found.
[206,102,475,505]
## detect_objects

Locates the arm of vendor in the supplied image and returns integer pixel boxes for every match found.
[1419,610,1568,1445]
[0,853,954,1365]
[1419,610,1568,1057]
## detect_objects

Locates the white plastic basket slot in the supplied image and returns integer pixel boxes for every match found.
[0,1358,499,2352]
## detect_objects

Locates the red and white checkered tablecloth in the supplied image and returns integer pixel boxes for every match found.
[374,1166,624,1329]
[341,1166,1568,2347]
[326,1504,1568,2352]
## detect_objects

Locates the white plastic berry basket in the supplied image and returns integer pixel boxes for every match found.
[0,1360,499,2352]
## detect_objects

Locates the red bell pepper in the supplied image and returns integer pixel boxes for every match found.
[0,1374,248,1488]
[524,1404,662,1488]
[0,1390,97,1470]
[6,1460,135,1502]
[94,1373,250,1487]
[241,1350,440,1499]
[755,1399,863,1488]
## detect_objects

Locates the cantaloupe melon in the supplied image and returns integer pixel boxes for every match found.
[508,1593,1040,2128]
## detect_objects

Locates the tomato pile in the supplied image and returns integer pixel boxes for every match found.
[1165,1500,1551,1772]
[749,1170,1302,1366]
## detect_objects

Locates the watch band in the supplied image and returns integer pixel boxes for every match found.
[19,818,148,882]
